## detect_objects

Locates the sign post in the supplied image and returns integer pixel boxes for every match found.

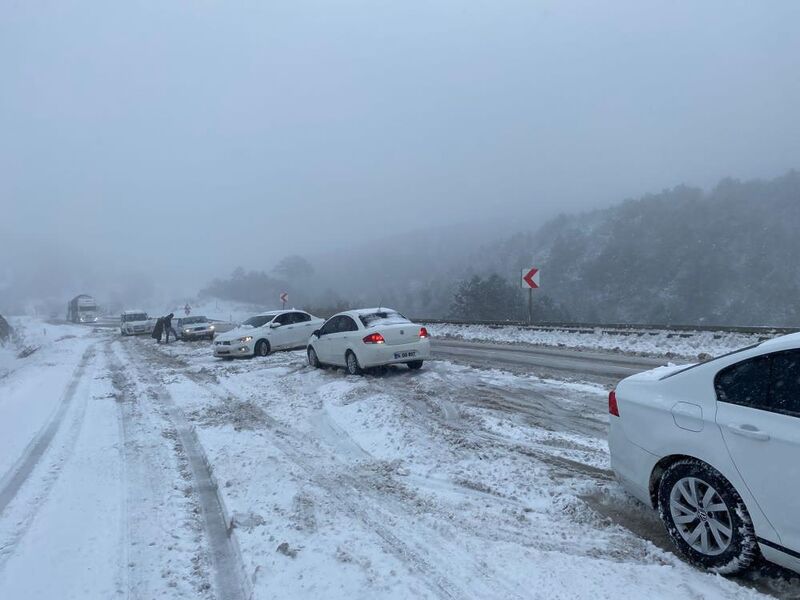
[521,267,540,324]
[280,292,288,309]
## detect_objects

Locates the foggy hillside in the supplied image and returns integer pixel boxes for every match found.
[472,171,800,326]
[198,171,800,326]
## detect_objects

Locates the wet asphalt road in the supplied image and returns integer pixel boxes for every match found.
[431,338,671,383]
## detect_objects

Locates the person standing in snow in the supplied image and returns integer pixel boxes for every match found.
[152,317,164,343]
[163,313,179,343]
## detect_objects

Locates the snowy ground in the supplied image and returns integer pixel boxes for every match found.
[427,323,780,359]
[0,319,798,599]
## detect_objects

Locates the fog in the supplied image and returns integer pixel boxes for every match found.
[2,0,800,313]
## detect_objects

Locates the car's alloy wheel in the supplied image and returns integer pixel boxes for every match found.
[345,351,362,376]
[669,477,732,556]
[255,339,270,357]
[658,459,758,573]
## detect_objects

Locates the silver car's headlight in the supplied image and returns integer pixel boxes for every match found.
[238,336,253,343]
[209,325,215,330]
[184,329,190,333]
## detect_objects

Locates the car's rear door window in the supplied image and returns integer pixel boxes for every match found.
[769,350,800,417]
[339,316,359,332]
[715,356,771,410]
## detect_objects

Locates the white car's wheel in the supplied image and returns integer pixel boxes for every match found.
[658,458,758,574]
[307,346,321,368]
[345,351,362,376]
[407,360,424,370]
[255,339,270,357]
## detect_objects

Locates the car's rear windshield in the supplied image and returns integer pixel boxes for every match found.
[359,311,409,328]
[180,316,207,325]
[243,315,273,328]
[659,343,762,380]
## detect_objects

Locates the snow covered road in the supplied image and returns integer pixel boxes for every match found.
[0,321,797,599]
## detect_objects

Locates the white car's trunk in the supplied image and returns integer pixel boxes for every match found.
[368,323,421,346]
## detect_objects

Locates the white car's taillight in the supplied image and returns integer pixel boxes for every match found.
[363,333,385,344]
[608,390,620,417]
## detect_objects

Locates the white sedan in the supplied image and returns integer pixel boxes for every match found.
[609,333,800,576]
[213,310,324,358]
[306,308,431,375]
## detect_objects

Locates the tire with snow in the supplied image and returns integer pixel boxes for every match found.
[307,346,321,368]
[657,458,758,574]
[255,339,270,357]
[407,360,423,370]
[345,351,362,376]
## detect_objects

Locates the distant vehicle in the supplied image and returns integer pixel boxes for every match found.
[213,310,324,358]
[175,315,216,341]
[307,308,431,375]
[67,294,98,323]
[120,310,155,335]
[609,333,800,576]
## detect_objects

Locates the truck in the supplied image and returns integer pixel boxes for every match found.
[67,294,99,323]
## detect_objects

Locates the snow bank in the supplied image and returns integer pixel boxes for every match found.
[427,323,775,359]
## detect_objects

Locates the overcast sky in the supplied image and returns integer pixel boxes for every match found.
[2,0,800,305]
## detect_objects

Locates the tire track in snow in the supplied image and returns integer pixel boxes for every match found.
[0,345,95,516]
[137,342,521,600]
[114,340,250,600]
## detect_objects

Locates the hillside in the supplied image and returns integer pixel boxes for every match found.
[503,171,800,326]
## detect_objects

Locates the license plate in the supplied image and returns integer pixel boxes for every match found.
[394,351,416,359]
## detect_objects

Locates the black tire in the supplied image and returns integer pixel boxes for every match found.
[345,351,362,376]
[657,458,758,574]
[407,360,424,370]
[307,346,321,368]
[255,339,270,357]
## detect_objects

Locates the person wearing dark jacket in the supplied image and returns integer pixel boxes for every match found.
[152,317,164,343]
[164,313,178,343]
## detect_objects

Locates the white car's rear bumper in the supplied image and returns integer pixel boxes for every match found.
[357,339,431,368]
[609,416,659,507]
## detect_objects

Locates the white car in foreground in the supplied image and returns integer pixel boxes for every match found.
[306,308,431,375]
[609,333,800,576]
[120,310,154,336]
[213,310,323,358]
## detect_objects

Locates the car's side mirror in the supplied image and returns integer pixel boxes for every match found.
[312,329,321,338]
[270,321,281,328]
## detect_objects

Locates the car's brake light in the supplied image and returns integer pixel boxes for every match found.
[363,333,385,344]
[608,390,620,417]
[419,327,428,338]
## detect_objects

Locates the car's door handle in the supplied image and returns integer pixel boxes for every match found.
[724,423,771,442]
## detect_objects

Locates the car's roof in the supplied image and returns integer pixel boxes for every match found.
[177,314,207,319]
[754,332,800,352]
[121,310,147,315]
[335,307,401,318]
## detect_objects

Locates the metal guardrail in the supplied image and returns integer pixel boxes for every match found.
[415,318,800,337]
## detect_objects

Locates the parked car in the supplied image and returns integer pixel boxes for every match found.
[120,310,155,335]
[306,308,431,375]
[213,310,324,358]
[175,315,216,341]
[609,333,800,576]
